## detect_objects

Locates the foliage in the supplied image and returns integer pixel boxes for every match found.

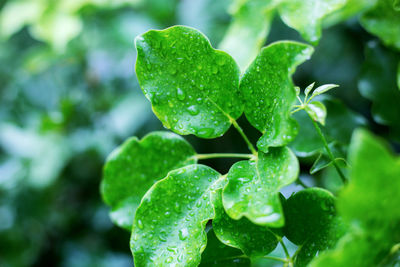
[101,1,400,262]
[1,0,400,266]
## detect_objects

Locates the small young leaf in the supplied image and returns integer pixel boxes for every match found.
[223,147,299,227]
[240,41,313,152]
[200,229,250,266]
[311,84,339,97]
[131,164,224,267]
[283,188,345,267]
[212,190,279,257]
[304,82,315,98]
[310,130,400,266]
[101,131,196,230]
[278,0,346,43]
[294,86,301,96]
[135,26,243,139]
[360,0,400,50]
[305,101,327,125]
[310,143,346,174]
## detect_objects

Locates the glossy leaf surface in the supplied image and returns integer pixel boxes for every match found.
[305,101,327,126]
[212,190,279,257]
[278,0,346,43]
[284,188,345,267]
[131,164,223,267]
[135,26,242,139]
[102,131,196,230]
[240,41,313,152]
[311,130,400,266]
[360,0,400,50]
[223,147,299,227]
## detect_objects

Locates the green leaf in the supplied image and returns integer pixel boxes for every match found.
[304,82,315,98]
[395,0,400,10]
[360,0,400,50]
[212,190,279,257]
[200,229,250,266]
[311,129,400,266]
[135,25,243,139]
[283,188,345,267]
[305,101,327,126]
[311,84,339,97]
[219,0,279,70]
[101,131,196,230]
[278,0,346,43]
[358,42,400,140]
[239,41,313,152]
[223,147,299,227]
[131,164,224,267]
[323,0,378,27]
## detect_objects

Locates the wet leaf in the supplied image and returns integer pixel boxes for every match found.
[360,0,400,50]
[284,188,345,267]
[305,101,327,126]
[278,0,346,44]
[311,130,400,266]
[135,26,242,139]
[200,229,250,266]
[222,147,299,227]
[219,0,278,70]
[101,131,196,230]
[304,82,315,98]
[311,84,339,97]
[240,41,313,152]
[212,190,279,257]
[131,164,224,267]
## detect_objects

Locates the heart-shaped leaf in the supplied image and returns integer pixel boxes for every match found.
[283,188,345,267]
[239,41,313,152]
[101,131,196,230]
[222,147,299,227]
[131,164,224,266]
[212,190,279,257]
[135,25,243,139]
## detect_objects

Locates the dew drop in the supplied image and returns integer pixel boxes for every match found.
[176,87,186,101]
[137,220,144,229]
[179,228,189,240]
[187,105,199,115]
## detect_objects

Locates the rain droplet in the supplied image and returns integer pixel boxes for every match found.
[176,87,185,101]
[179,228,189,240]
[187,105,199,115]
[137,220,144,229]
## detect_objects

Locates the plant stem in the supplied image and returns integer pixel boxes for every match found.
[297,178,309,188]
[195,153,253,160]
[309,118,347,183]
[280,240,291,260]
[231,119,257,155]
[262,255,288,263]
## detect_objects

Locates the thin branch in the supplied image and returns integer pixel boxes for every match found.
[194,153,253,160]
[231,119,257,155]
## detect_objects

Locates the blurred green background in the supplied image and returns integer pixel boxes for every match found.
[0,0,398,266]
